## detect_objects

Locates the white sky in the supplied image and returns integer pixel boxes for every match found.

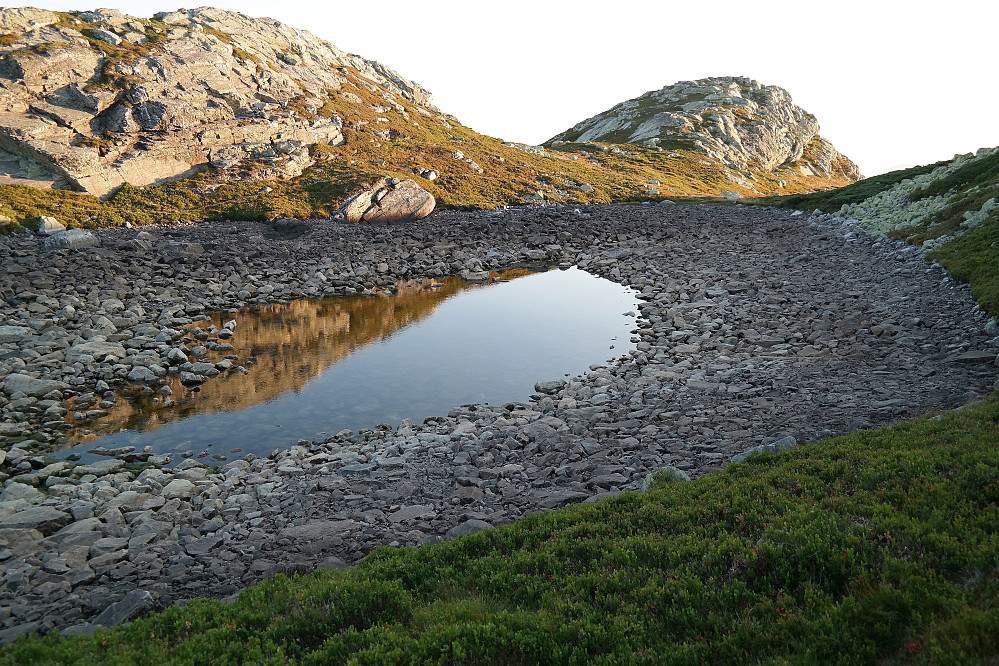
[30,0,999,176]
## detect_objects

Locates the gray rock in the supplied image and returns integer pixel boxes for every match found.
[179,371,205,386]
[447,519,492,538]
[166,347,189,364]
[536,490,589,509]
[534,379,566,394]
[281,519,356,540]
[127,366,158,383]
[184,535,222,556]
[74,459,125,476]
[0,326,30,343]
[162,479,196,499]
[0,505,72,535]
[43,229,101,251]
[90,537,129,558]
[388,504,434,522]
[0,482,43,504]
[952,350,996,364]
[1,373,67,397]
[92,589,154,628]
[66,340,127,363]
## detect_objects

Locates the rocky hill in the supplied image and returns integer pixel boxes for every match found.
[0,8,860,224]
[0,6,435,196]
[548,76,861,191]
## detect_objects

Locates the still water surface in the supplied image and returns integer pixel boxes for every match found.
[64,267,638,460]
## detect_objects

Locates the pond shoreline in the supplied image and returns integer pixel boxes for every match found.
[0,203,996,642]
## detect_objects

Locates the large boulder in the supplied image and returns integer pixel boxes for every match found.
[362,179,436,222]
[340,189,376,223]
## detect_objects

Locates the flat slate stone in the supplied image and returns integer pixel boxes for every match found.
[952,350,997,364]
[536,490,589,510]
[92,589,153,628]
[74,459,125,476]
[0,506,72,535]
[447,519,493,538]
[1,373,67,397]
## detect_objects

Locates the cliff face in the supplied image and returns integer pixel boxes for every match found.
[0,6,440,196]
[549,76,861,183]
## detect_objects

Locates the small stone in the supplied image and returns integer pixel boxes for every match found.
[162,479,196,499]
[447,519,492,538]
[92,589,154,628]
[36,216,66,236]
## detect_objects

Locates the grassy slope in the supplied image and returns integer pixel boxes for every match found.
[3,394,997,664]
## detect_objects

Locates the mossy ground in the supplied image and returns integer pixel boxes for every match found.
[3,393,997,664]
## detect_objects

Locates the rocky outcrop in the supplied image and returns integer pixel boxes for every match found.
[549,76,861,182]
[0,6,439,196]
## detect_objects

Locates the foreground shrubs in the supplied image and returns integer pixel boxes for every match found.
[4,394,998,664]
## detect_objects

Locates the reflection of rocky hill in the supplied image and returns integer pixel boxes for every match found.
[68,268,535,444]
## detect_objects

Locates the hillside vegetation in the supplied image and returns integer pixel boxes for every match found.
[3,393,997,664]
[758,146,999,314]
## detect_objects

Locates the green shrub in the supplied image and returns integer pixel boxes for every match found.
[4,393,997,663]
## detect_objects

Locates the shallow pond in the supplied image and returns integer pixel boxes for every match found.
[62,266,638,461]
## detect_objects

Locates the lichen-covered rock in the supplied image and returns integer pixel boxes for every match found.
[836,146,999,249]
[549,76,861,182]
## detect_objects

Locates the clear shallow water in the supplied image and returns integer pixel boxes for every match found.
[62,267,638,461]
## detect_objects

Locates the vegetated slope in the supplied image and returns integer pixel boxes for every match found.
[759,146,999,313]
[3,394,996,663]
[547,76,862,196]
[1,8,857,227]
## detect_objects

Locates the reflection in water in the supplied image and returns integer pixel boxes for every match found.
[62,267,638,460]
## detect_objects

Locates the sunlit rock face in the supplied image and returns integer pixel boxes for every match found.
[549,76,861,181]
[0,6,438,195]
